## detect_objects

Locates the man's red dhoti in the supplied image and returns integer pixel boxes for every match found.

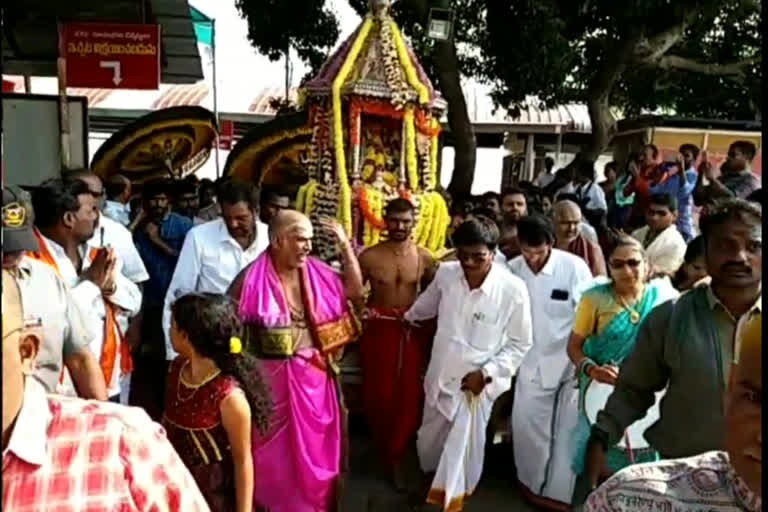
[360,307,433,467]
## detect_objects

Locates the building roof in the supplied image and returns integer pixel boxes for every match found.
[462,82,591,134]
[2,0,203,84]
[3,75,592,136]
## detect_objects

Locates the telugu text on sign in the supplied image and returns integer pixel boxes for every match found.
[60,23,161,90]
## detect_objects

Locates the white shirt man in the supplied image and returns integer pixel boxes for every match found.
[631,195,687,278]
[88,213,149,286]
[508,219,593,504]
[557,181,608,212]
[37,234,142,400]
[103,199,131,227]
[162,216,269,359]
[72,172,149,286]
[405,229,533,511]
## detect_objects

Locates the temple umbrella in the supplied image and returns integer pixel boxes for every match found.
[91,106,217,184]
[223,110,311,188]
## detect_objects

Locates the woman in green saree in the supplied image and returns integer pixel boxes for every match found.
[566,234,678,504]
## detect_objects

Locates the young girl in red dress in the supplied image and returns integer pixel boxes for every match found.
[163,293,272,512]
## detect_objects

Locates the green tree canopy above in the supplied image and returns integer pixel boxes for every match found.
[234,0,761,192]
[477,0,761,159]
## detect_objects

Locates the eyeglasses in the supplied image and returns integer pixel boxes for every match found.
[609,259,643,270]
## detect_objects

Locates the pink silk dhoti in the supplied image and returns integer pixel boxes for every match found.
[239,251,358,512]
[253,348,341,512]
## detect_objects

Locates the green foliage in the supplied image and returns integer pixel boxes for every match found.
[477,0,762,120]
[234,0,341,74]
[347,0,484,90]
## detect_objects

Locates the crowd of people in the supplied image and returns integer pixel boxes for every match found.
[1,138,761,512]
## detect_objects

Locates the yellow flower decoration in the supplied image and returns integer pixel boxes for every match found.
[229,336,243,355]
[332,16,374,236]
[390,21,430,105]
[404,106,419,191]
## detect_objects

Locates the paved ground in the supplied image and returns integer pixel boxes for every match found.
[343,416,538,512]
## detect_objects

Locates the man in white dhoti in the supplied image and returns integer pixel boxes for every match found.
[507,215,593,508]
[405,218,533,511]
[631,193,687,278]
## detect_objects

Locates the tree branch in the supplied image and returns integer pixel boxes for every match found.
[654,55,759,77]
[634,23,687,63]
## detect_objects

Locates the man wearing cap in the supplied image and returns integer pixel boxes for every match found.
[2,185,107,400]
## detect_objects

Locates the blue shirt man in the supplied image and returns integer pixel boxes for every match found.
[134,182,194,307]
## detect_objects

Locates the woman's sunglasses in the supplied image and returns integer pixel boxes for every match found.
[609,259,642,270]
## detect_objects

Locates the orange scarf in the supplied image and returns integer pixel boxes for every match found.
[26,231,133,386]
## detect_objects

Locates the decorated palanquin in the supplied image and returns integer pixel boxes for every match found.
[224,0,450,261]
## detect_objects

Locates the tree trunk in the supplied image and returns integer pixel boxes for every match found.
[435,40,477,200]
[584,97,615,163]
[582,35,642,163]
[405,0,476,200]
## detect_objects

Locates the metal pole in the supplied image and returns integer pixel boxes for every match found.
[56,23,71,170]
[525,133,535,181]
[211,19,221,179]
[285,44,290,101]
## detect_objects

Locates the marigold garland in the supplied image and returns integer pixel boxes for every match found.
[351,97,404,120]
[358,186,387,231]
[427,192,449,252]
[296,181,309,212]
[413,192,433,246]
[415,109,442,137]
[379,15,411,110]
[404,106,419,191]
[296,180,318,216]
[361,187,385,247]
[390,22,430,105]
[333,16,374,235]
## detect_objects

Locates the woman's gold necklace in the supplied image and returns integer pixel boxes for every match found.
[616,289,644,324]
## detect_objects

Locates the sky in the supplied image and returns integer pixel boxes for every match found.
[189,0,362,93]
[9,0,505,192]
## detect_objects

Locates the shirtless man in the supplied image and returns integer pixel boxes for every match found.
[358,197,437,488]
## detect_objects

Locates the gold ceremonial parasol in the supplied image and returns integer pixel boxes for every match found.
[223,110,311,187]
[91,106,217,184]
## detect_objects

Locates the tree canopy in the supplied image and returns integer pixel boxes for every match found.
[235,0,761,191]
[477,0,762,159]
